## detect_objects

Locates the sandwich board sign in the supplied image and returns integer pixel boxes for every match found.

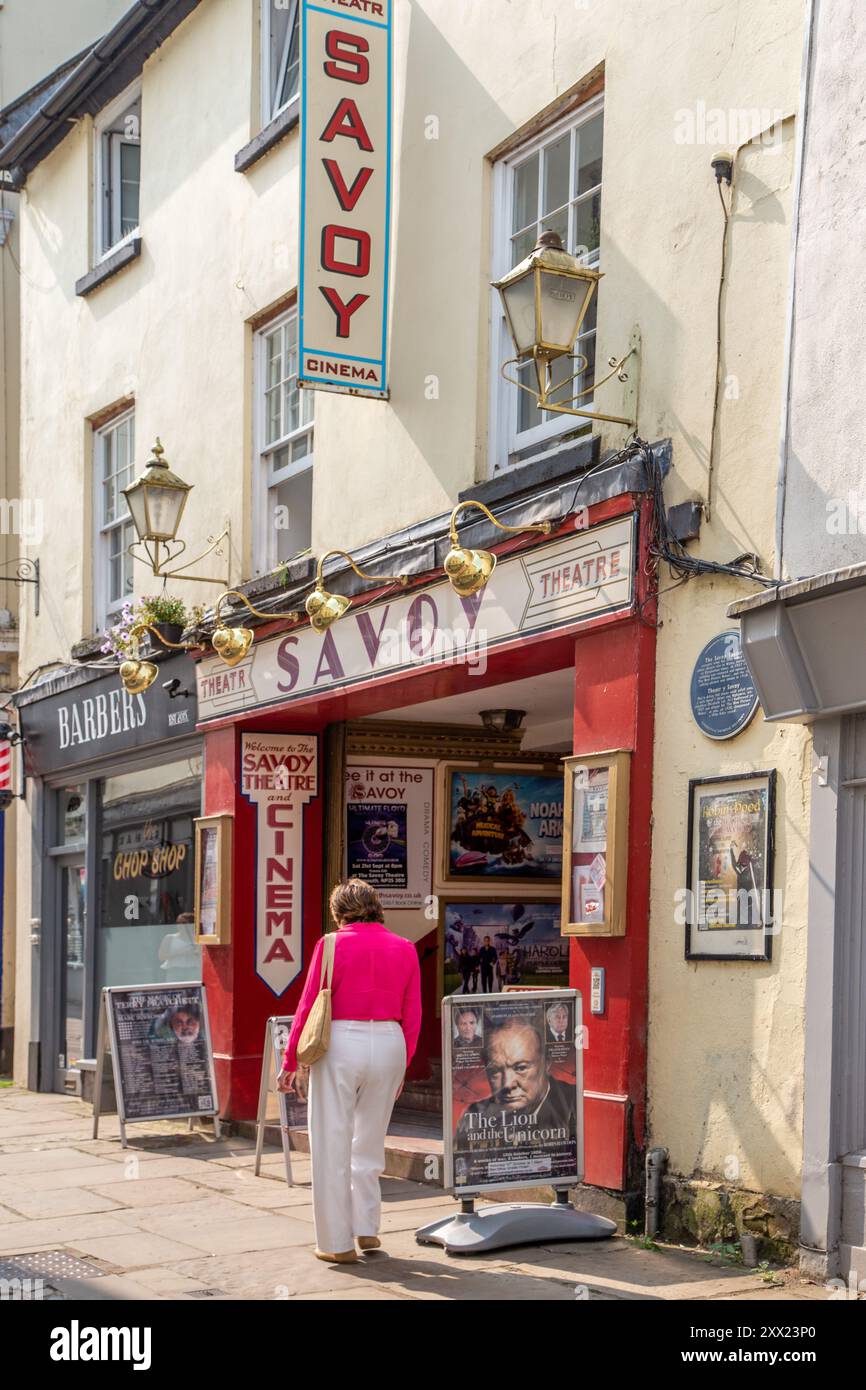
[254,1016,309,1186]
[92,983,220,1148]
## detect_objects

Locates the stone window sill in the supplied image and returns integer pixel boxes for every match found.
[235,103,299,174]
[75,237,142,298]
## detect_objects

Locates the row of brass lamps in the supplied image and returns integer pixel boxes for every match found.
[118,228,626,694]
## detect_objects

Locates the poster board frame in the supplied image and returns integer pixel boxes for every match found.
[442,987,584,1199]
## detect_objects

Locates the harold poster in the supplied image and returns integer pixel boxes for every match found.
[445,991,582,1192]
[443,901,567,997]
[446,769,563,881]
[344,763,434,909]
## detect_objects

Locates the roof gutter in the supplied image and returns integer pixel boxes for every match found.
[0,0,194,184]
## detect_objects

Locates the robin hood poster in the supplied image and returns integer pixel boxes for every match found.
[685,771,776,961]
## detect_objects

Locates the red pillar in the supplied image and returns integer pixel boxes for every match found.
[201,722,324,1120]
[570,602,656,1192]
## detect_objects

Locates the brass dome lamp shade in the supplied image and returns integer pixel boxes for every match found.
[211,590,303,667]
[306,550,409,633]
[444,501,553,598]
[492,230,637,428]
[118,621,194,695]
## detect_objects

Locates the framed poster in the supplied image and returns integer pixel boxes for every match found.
[685,770,776,961]
[442,765,563,885]
[344,762,434,908]
[194,814,232,945]
[443,989,583,1196]
[562,751,630,936]
[440,900,568,998]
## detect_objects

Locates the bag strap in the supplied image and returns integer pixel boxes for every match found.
[319,931,336,991]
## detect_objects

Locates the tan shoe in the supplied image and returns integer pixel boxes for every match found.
[357,1236,381,1251]
[314,1249,359,1263]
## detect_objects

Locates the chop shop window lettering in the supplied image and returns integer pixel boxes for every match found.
[98,761,202,991]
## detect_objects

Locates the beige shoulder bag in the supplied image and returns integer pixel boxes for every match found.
[296,932,337,1066]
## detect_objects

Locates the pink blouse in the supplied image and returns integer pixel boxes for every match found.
[282,921,422,1072]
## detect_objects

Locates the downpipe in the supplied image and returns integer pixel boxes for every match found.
[645,1146,668,1240]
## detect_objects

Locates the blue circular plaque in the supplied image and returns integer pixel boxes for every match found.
[690,630,759,740]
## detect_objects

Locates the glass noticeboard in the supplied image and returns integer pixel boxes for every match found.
[194,814,233,945]
[561,751,630,936]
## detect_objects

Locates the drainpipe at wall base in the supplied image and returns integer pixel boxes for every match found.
[645,1147,669,1240]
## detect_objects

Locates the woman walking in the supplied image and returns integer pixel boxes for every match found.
[277,878,422,1264]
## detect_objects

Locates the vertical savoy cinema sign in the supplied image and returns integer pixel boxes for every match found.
[299,0,393,397]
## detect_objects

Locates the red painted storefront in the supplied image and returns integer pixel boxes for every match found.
[198,491,656,1194]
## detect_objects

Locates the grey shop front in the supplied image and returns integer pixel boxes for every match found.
[730,564,866,1282]
[14,656,202,1094]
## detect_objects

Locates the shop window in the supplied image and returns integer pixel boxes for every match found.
[94,409,136,631]
[96,761,203,993]
[254,309,314,573]
[95,84,141,259]
[490,99,603,471]
[262,0,301,125]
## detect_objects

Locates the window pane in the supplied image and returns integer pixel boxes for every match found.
[511,226,536,267]
[273,467,313,563]
[278,12,301,110]
[512,152,538,234]
[542,133,570,219]
[301,382,314,427]
[285,379,299,434]
[266,385,282,445]
[266,329,283,389]
[542,204,568,248]
[574,191,601,261]
[119,142,140,233]
[291,433,311,464]
[576,114,603,195]
[269,444,290,478]
[104,476,116,526]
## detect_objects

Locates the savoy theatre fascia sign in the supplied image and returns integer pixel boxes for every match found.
[197,514,636,721]
[299,0,392,397]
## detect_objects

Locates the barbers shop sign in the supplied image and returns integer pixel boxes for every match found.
[298,0,393,396]
[17,655,197,776]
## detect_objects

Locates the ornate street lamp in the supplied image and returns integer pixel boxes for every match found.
[122,439,231,586]
[492,230,636,427]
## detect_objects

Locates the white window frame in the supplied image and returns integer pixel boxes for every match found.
[253,308,314,574]
[93,80,142,263]
[261,0,301,126]
[488,94,604,475]
[94,408,136,631]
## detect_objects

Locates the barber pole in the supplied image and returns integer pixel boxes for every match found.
[298,0,393,396]
[0,737,12,809]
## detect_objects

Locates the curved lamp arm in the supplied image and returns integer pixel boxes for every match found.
[314,548,409,589]
[449,500,553,547]
[214,589,302,626]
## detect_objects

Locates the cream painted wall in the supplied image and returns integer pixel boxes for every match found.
[15,0,812,1196]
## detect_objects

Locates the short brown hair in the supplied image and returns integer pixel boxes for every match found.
[329,878,384,925]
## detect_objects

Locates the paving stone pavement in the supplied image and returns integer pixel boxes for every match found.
[0,1086,838,1302]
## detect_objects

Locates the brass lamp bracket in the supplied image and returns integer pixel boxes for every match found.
[127,519,232,588]
[501,324,641,429]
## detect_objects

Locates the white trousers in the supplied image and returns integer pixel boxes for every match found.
[308,1020,406,1254]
